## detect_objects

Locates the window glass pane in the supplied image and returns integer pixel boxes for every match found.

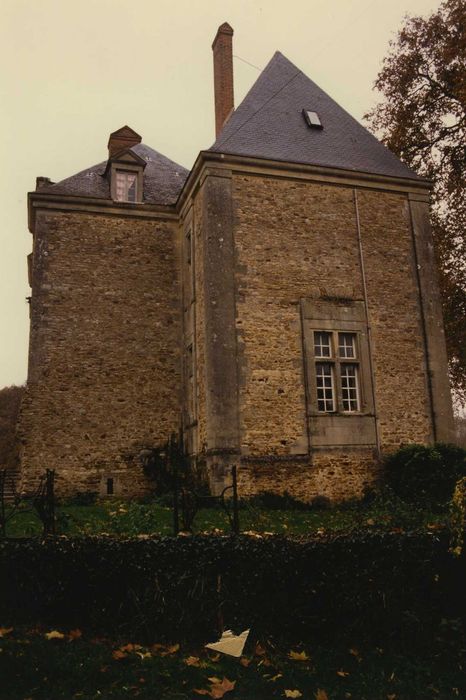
[127,175,137,202]
[314,331,332,358]
[338,333,356,358]
[115,171,138,202]
[341,364,360,412]
[316,362,335,412]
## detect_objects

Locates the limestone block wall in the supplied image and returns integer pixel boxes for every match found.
[19,210,182,496]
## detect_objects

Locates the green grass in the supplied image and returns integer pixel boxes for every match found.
[0,625,464,699]
[2,496,448,538]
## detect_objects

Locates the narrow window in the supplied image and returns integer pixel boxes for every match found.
[338,332,356,358]
[341,364,360,412]
[186,231,192,265]
[115,171,137,202]
[106,477,114,495]
[314,331,332,358]
[316,362,335,412]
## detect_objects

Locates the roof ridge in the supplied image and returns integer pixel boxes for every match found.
[215,52,302,151]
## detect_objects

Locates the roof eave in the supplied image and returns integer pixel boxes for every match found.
[176,150,431,213]
[27,190,178,233]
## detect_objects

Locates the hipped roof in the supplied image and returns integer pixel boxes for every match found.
[38,144,189,206]
[210,51,419,180]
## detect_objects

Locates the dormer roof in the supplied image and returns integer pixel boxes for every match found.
[209,51,420,180]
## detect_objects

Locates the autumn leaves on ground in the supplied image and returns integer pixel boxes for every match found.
[1,624,464,699]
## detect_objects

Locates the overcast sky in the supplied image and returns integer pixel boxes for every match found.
[0,0,441,389]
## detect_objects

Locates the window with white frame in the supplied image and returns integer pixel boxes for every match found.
[115,170,137,202]
[313,330,360,413]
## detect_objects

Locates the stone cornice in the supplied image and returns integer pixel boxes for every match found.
[177,151,431,216]
[27,192,178,234]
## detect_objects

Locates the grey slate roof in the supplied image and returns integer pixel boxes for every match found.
[210,52,420,180]
[39,144,189,206]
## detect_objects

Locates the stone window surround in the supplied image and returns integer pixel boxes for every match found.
[109,161,144,203]
[301,298,377,448]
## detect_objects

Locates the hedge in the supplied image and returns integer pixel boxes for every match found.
[1,532,464,645]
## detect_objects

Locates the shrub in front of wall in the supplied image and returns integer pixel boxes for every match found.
[384,443,466,506]
[450,476,466,557]
[0,531,464,646]
[242,491,311,511]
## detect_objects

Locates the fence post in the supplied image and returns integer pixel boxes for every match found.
[172,437,180,535]
[0,470,6,537]
[232,465,239,535]
[45,469,56,536]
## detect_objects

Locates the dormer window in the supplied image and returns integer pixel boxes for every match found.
[115,170,137,202]
[105,128,146,204]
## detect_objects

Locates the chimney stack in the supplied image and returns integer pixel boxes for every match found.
[212,22,234,137]
[107,126,142,158]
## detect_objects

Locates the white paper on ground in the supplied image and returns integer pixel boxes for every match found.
[205,629,250,657]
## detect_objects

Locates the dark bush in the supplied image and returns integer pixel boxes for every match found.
[385,443,466,506]
[1,531,463,646]
[243,491,310,511]
[309,494,332,510]
[62,491,97,507]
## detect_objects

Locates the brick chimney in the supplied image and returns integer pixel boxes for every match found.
[107,126,142,158]
[212,22,234,137]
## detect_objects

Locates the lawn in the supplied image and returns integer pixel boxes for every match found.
[2,495,448,538]
[0,624,464,700]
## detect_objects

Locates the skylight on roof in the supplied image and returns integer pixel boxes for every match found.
[303,110,323,129]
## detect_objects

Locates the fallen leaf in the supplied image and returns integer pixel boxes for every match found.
[285,691,303,698]
[209,652,221,662]
[288,650,310,661]
[387,695,397,700]
[185,656,201,667]
[207,677,222,684]
[136,652,152,660]
[316,691,329,700]
[119,643,142,653]
[68,629,82,640]
[366,518,375,526]
[194,690,210,696]
[337,669,350,677]
[240,657,251,667]
[270,673,283,681]
[255,643,266,656]
[112,649,127,660]
[0,627,13,638]
[349,648,359,657]
[162,643,180,656]
[209,677,236,699]
[44,630,65,640]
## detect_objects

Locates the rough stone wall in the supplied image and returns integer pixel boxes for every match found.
[232,173,434,500]
[192,189,208,453]
[238,451,380,502]
[234,175,363,456]
[19,210,181,496]
[357,190,432,450]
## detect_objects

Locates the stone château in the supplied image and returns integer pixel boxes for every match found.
[18,23,454,499]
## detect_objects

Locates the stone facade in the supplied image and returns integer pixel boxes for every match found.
[177,163,453,501]
[20,208,181,496]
